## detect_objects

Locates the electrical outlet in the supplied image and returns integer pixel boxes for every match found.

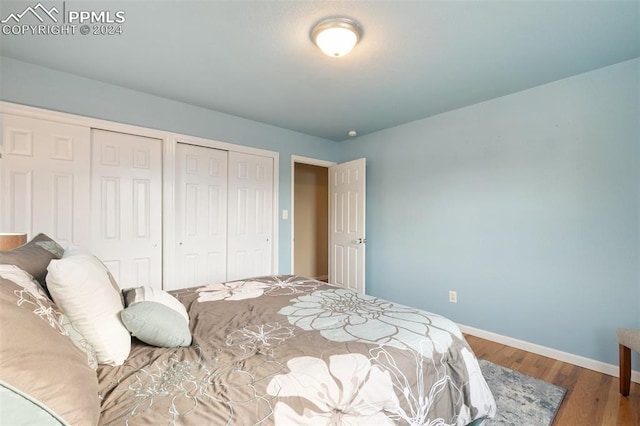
[449,290,457,304]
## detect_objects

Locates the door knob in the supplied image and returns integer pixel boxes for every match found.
[356,238,367,244]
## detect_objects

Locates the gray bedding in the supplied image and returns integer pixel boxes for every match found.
[97,275,496,425]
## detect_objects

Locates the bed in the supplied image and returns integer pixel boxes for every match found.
[0,234,496,425]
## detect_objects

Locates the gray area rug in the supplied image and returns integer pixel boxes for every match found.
[479,359,567,426]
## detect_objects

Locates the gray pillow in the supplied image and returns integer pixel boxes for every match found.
[120,301,192,347]
[0,233,64,297]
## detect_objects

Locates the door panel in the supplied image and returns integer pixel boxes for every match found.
[227,151,273,281]
[171,143,228,290]
[91,129,162,289]
[0,114,91,247]
[329,158,366,293]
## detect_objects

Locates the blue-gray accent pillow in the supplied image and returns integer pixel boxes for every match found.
[120,301,192,347]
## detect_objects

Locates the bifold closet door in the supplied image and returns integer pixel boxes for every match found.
[90,129,162,289]
[0,114,91,247]
[172,143,228,290]
[227,151,273,281]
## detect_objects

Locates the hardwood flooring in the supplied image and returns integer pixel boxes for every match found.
[465,334,640,426]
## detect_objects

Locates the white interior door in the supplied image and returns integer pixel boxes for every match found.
[329,158,366,293]
[227,151,273,281]
[171,143,228,290]
[91,129,162,289]
[0,114,91,247]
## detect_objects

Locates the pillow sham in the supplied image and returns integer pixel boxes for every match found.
[0,265,97,369]
[0,276,100,425]
[46,246,131,365]
[121,286,191,347]
[0,233,64,296]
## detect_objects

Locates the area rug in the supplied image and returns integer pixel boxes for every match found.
[479,359,567,426]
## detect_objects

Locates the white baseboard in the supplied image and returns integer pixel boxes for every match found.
[458,323,640,384]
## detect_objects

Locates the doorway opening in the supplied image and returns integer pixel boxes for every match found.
[291,156,367,292]
[292,157,334,281]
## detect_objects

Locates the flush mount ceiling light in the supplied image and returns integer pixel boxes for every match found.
[311,17,361,57]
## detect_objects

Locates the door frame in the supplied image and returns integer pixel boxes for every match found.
[290,155,336,278]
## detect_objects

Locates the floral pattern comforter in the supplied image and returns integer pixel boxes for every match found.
[97,276,496,425]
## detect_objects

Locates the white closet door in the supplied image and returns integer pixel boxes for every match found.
[227,152,273,281]
[171,143,228,290]
[0,114,91,247]
[90,129,162,289]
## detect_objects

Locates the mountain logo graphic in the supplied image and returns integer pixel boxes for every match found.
[1,3,59,24]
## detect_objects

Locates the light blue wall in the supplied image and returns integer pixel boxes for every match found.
[339,58,640,367]
[0,57,340,273]
[2,55,638,368]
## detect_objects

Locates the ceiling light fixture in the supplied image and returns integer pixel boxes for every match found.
[311,17,361,58]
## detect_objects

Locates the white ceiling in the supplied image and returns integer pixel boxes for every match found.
[1,1,639,141]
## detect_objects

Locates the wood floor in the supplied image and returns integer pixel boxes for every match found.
[465,334,640,426]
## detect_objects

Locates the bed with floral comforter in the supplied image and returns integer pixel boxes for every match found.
[97,275,496,425]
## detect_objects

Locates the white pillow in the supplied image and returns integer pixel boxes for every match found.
[124,286,189,322]
[46,246,131,366]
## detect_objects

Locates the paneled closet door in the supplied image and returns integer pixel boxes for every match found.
[171,143,228,290]
[90,129,162,289]
[227,151,274,281]
[0,114,91,247]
